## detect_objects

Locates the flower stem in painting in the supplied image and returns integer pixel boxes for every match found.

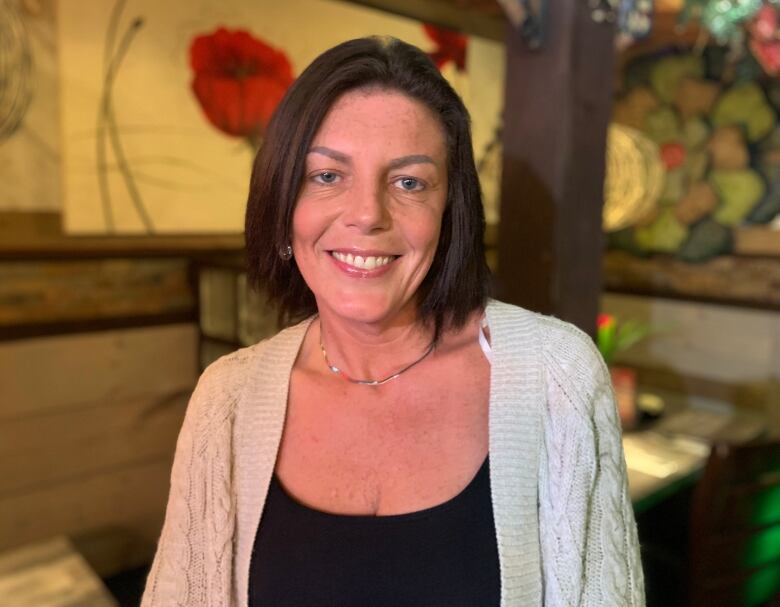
[97,0,154,233]
[96,0,126,232]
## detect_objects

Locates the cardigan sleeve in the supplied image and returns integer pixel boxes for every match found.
[140,355,239,607]
[539,319,645,607]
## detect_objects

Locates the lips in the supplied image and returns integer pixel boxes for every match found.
[329,250,398,271]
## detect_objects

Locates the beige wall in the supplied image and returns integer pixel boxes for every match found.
[601,293,780,433]
[601,293,780,384]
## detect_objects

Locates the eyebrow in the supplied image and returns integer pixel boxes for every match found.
[308,147,437,170]
[309,146,350,164]
[388,154,437,170]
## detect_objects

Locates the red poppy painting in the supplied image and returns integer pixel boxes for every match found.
[59,0,502,235]
[190,28,294,148]
[423,24,468,72]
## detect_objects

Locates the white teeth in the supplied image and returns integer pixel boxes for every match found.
[331,251,394,270]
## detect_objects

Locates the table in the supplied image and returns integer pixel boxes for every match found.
[623,388,767,513]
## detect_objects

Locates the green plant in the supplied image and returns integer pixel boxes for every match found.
[597,313,654,364]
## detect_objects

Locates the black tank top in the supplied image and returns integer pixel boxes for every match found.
[249,456,501,606]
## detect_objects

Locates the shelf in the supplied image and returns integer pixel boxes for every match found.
[0,212,244,259]
[603,250,780,310]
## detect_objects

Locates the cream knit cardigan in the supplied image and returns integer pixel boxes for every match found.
[141,300,645,606]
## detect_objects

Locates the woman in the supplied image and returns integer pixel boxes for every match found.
[142,37,644,606]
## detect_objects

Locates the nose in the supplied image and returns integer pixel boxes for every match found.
[342,179,390,233]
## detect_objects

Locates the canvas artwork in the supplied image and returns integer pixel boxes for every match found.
[0,0,60,212]
[57,0,504,234]
[609,45,780,262]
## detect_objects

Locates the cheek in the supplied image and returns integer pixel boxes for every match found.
[291,200,321,248]
[290,204,323,292]
[290,210,306,247]
[408,207,444,256]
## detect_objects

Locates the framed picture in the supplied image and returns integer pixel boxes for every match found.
[56,0,504,234]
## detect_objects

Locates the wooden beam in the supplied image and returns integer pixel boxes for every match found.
[341,0,505,40]
[0,212,244,259]
[0,233,245,259]
[0,259,195,335]
[604,251,780,310]
[497,0,616,335]
[0,211,61,240]
[0,312,198,342]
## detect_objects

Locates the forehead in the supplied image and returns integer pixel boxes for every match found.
[311,88,447,155]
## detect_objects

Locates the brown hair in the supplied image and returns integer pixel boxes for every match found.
[245,36,490,337]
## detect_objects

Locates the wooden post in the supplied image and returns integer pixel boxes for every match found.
[497,0,615,336]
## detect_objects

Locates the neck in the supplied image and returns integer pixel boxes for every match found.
[314,308,435,383]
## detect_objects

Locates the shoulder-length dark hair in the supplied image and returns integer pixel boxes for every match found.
[245,36,490,337]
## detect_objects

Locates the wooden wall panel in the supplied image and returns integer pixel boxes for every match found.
[0,324,200,575]
[0,459,172,560]
[0,393,189,495]
[0,324,198,418]
[0,212,243,259]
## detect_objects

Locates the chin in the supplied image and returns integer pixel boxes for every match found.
[320,293,409,326]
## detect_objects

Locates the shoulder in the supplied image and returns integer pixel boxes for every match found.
[538,314,612,426]
[185,318,313,436]
[486,298,604,374]
[536,315,611,427]
[487,299,610,417]
[180,345,255,440]
[536,315,608,389]
[198,316,313,391]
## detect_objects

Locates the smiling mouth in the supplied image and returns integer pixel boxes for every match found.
[329,251,398,270]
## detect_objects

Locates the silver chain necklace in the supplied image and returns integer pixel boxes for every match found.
[319,333,435,387]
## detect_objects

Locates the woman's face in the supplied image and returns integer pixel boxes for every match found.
[291,88,448,328]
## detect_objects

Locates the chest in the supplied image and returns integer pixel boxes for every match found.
[274,357,490,516]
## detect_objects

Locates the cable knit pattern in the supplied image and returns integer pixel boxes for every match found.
[141,351,250,607]
[141,300,644,607]
[537,314,644,606]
